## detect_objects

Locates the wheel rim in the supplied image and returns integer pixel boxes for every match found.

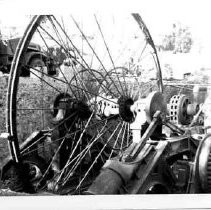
[7,14,162,194]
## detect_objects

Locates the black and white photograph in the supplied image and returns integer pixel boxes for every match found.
[0,0,211,209]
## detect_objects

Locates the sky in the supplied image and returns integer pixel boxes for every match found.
[0,0,211,78]
[0,0,211,45]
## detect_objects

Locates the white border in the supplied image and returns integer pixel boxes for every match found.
[1,194,211,210]
[1,0,211,209]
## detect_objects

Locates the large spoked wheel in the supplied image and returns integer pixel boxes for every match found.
[6,14,162,194]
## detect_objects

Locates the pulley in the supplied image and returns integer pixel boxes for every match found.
[145,91,167,123]
[169,95,199,125]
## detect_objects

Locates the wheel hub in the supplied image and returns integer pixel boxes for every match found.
[53,93,92,122]
[118,96,134,123]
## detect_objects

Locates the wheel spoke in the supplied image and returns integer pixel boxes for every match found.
[61,120,111,184]
[36,116,78,188]
[29,70,63,94]
[75,121,122,191]
[20,111,78,154]
[71,15,123,97]
[108,121,126,159]
[55,112,95,184]
[50,16,117,98]
[28,65,118,105]
[94,15,126,95]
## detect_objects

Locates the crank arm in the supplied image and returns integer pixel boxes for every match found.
[123,110,161,161]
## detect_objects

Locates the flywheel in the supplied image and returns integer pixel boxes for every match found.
[195,134,211,193]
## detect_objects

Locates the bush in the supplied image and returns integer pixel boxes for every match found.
[160,23,193,53]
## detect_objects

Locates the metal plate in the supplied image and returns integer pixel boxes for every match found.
[145,91,167,123]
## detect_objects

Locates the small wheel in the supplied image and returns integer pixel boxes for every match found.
[22,156,52,191]
[1,156,51,193]
[1,160,34,193]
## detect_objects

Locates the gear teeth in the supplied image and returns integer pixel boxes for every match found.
[118,96,134,123]
[206,154,211,192]
[169,95,192,125]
